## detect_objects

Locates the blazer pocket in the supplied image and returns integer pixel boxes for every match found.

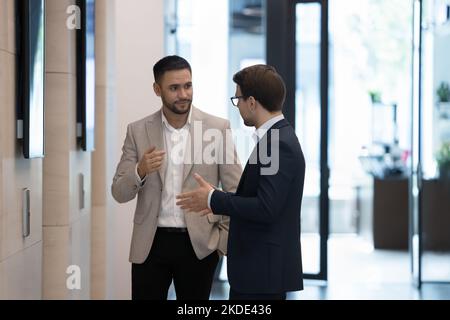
[133,201,151,224]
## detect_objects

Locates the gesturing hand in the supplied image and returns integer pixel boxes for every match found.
[137,146,166,179]
[176,174,214,215]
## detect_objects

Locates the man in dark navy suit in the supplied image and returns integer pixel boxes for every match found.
[177,64,305,300]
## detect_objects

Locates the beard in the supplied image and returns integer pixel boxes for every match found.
[243,118,254,127]
[163,97,192,115]
[241,113,254,127]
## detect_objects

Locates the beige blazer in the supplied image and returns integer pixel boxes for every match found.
[111,107,242,263]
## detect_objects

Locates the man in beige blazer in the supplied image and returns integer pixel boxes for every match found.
[111,55,242,300]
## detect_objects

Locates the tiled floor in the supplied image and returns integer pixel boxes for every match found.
[169,235,450,300]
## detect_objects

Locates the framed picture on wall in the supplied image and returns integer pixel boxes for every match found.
[76,0,96,151]
[16,0,46,159]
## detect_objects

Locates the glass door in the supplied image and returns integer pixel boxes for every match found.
[411,0,450,287]
[294,0,329,280]
[266,0,329,281]
[410,0,423,288]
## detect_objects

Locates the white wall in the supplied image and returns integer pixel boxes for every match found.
[106,0,165,299]
[190,0,229,119]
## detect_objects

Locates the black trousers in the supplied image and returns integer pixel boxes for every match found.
[229,288,286,300]
[132,228,219,300]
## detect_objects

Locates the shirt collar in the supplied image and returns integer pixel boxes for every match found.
[161,106,193,131]
[254,114,285,141]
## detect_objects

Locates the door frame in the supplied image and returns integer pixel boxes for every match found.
[266,0,329,281]
[410,0,423,289]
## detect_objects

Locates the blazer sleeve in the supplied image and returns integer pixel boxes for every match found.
[111,124,145,203]
[211,141,298,225]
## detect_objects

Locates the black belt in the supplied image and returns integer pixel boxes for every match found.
[157,227,188,233]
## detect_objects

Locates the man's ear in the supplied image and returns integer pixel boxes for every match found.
[153,82,162,97]
[249,96,257,112]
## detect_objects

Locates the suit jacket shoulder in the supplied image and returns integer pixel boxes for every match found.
[271,119,303,159]
[128,110,161,130]
[192,107,230,129]
[128,107,230,131]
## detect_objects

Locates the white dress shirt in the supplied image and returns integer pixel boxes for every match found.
[135,108,192,228]
[253,114,285,143]
[207,114,285,209]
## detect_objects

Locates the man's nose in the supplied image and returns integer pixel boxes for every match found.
[179,88,189,99]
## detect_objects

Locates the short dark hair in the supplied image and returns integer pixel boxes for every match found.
[153,55,192,84]
[232,64,286,112]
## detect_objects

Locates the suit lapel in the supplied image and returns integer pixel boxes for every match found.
[183,106,203,184]
[236,119,289,194]
[145,111,166,185]
[235,160,250,194]
[236,140,258,194]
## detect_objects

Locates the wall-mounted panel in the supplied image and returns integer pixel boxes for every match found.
[76,0,96,152]
[17,0,46,159]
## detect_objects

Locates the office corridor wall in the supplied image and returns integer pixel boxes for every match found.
[42,0,91,299]
[90,0,116,299]
[104,0,164,299]
[0,0,165,300]
[85,0,165,300]
[0,0,43,299]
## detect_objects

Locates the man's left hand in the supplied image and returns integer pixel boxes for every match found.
[176,173,214,214]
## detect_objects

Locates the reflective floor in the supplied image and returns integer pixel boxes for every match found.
[169,236,450,300]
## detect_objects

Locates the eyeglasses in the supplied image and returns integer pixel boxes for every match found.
[230,96,244,107]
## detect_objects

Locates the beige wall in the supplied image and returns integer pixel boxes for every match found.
[0,0,43,299]
[91,0,117,299]
[42,0,91,299]
[0,0,165,300]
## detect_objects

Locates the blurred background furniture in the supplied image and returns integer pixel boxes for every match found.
[373,177,409,250]
[422,179,450,251]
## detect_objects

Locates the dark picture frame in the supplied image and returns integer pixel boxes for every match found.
[16,0,46,159]
[76,0,96,151]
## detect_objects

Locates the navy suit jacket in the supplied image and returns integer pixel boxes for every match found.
[211,119,305,294]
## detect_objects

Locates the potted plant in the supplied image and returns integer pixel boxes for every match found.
[437,82,450,102]
[437,82,450,118]
[436,141,450,180]
[369,90,382,104]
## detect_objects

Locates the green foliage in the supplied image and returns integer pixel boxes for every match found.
[437,82,450,103]
[369,90,382,103]
[436,142,450,167]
